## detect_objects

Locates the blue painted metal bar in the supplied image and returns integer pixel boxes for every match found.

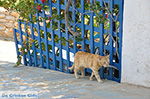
[108,0,114,80]
[13,29,20,63]
[18,21,27,65]
[29,15,37,67]
[42,11,50,69]
[65,0,71,73]
[117,0,124,82]
[49,0,56,70]
[81,0,85,52]
[99,0,104,56]
[90,0,94,54]
[24,22,32,66]
[66,32,71,73]
[36,12,44,68]
[72,0,77,53]
[99,0,105,79]
[57,0,63,72]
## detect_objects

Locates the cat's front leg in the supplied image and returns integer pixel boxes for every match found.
[80,67,85,78]
[93,70,103,83]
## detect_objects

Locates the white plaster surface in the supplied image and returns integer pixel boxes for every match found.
[0,40,17,63]
[122,0,150,87]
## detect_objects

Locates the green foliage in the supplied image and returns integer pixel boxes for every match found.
[75,36,83,42]
[0,0,35,20]
[14,55,22,67]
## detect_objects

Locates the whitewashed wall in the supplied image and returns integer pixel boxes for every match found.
[122,0,150,87]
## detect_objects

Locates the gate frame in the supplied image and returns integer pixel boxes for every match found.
[14,0,124,83]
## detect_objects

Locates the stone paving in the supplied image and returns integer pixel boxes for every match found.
[0,61,150,99]
[0,40,150,99]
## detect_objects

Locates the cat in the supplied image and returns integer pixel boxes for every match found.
[69,51,110,82]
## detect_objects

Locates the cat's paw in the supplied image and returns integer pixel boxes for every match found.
[75,76,80,79]
[98,80,103,83]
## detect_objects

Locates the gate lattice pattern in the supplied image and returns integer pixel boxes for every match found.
[14,0,124,82]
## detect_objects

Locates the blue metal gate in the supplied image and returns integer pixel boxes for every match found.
[14,0,124,82]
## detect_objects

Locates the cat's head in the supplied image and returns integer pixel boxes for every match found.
[100,55,110,67]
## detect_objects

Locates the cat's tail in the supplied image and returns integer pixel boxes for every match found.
[68,65,74,71]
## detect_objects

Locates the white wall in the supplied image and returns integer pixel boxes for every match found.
[122,0,150,87]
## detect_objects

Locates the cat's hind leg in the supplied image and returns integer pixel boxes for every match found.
[89,72,94,80]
